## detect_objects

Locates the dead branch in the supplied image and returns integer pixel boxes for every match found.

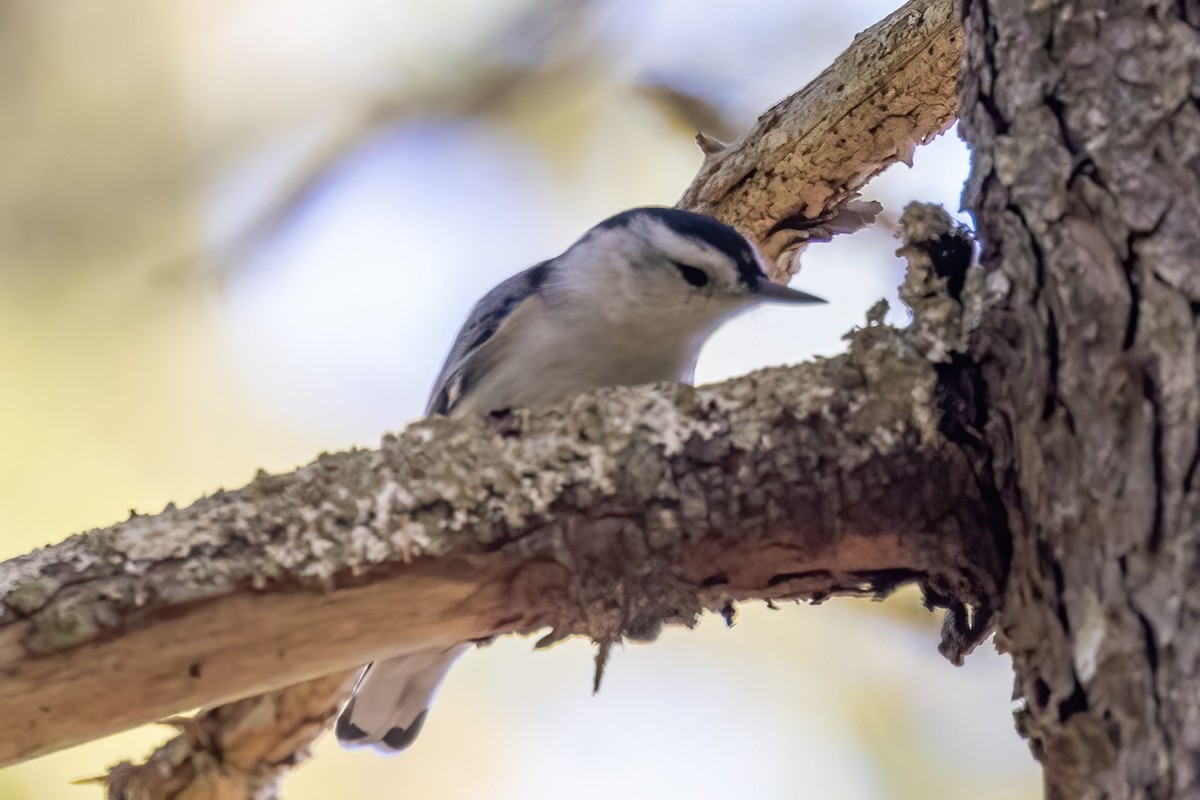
[104,672,355,800]
[679,0,962,278]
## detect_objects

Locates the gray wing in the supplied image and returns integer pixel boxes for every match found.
[426,260,552,415]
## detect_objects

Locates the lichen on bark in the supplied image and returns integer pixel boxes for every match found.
[0,202,1003,778]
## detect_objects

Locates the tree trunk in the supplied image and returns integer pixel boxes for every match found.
[958,1,1200,797]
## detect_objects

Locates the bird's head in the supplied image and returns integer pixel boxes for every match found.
[551,207,825,335]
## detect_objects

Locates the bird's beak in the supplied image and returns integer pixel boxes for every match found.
[755,281,827,304]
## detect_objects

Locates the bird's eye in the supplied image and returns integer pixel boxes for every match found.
[672,262,709,288]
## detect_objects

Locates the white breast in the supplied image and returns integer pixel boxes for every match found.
[453,300,705,417]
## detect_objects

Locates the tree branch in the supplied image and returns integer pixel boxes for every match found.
[679,0,962,277]
[104,672,355,800]
[0,0,970,795]
[2,262,995,768]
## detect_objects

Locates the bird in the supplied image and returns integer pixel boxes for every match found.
[335,206,825,752]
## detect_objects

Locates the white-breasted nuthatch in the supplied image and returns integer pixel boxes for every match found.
[336,206,825,752]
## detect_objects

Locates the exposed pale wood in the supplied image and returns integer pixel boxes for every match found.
[2,566,496,766]
[678,0,962,279]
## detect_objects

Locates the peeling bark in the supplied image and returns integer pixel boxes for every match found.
[958,1,1200,797]
[678,0,963,279]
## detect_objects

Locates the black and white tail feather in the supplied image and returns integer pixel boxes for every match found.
[336,645,470,750]
[335,207,825,752]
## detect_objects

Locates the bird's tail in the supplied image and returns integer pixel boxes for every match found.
[336,644,470,752]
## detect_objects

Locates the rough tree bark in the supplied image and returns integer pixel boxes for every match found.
[957,0,1200,798]
[2,306,999,767]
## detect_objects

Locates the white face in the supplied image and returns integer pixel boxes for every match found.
[553,211,767,335]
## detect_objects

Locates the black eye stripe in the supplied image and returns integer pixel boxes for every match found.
[593,208,763,288]
[672,262,709,288]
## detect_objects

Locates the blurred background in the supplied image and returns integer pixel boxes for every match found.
[0,0,1040,797]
